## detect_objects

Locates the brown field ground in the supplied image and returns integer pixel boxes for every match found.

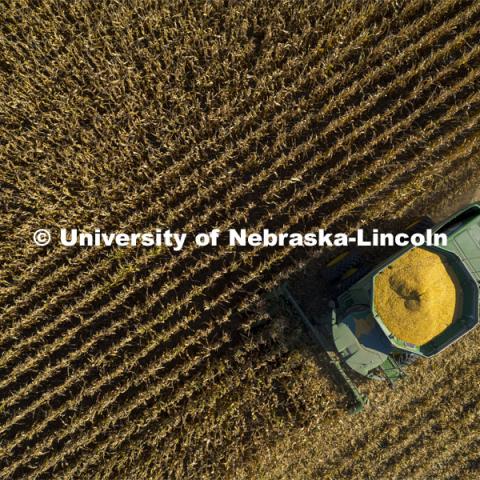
[1,0,480,478]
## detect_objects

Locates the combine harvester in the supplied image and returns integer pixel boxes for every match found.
[277,203,480,412]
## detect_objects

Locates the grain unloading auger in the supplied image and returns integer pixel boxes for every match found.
[276,203,480,413]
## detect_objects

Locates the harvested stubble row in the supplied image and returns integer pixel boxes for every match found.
[374,247,459,345]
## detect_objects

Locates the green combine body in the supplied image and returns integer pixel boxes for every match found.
[277,203,480,412]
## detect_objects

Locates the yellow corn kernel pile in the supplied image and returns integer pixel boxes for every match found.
[374,248,460,346]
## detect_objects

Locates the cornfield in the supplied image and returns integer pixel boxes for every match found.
[1,0,479,478]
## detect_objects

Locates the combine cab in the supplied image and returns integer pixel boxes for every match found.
[277,203,480,412]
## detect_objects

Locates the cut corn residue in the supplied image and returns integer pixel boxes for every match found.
[374,248,460,346]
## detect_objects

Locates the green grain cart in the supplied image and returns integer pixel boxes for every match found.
[277,203,480,412]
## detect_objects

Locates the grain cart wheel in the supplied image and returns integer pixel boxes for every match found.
[322,250,363,283]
